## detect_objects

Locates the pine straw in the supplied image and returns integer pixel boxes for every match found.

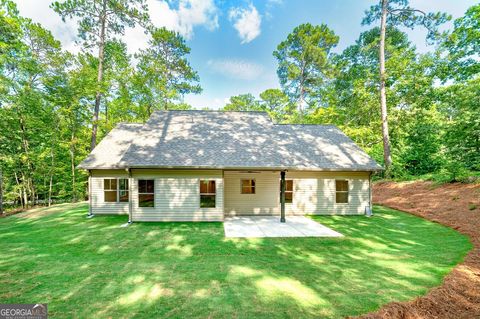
[355,181,480,319]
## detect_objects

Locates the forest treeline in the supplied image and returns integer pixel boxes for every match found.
[0,0,479,211]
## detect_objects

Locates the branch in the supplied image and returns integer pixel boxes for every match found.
[388,8,426,16]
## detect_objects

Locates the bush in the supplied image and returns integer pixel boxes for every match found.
[436,159,470,183]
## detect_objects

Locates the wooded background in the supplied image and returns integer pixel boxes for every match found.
[0,0,478,212]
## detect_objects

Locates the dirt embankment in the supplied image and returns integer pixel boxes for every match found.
[357,181,480,319]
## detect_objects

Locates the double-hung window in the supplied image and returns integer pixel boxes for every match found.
[241,179,255,194]
[104,178,129,202]
[280,180,293,204]
[335,180,349,204]
[200,180,216,208]
[138,180,155,207]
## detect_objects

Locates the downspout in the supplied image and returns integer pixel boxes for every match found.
[280,170,286,223]
[87,170,93,217]
[128,168,133,224]
[366,171,373,217]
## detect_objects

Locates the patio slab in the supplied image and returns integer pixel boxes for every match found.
[224,216,344,238]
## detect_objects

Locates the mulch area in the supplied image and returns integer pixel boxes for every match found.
[356,181,480,319]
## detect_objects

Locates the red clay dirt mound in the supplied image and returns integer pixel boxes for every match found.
[356,181,480,319]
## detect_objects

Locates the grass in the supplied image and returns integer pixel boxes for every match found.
[0,203,471,318]
[376,170,480,185]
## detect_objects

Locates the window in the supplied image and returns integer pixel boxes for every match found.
[119,179,129,202]
[200,180,216,208]
[104,179,117,202]
[104,178,129,202]
[138,179,155,207]
[241,179,255,194]
[336,180,349,203]
[280,180,293,204]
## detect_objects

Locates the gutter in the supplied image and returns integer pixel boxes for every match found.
[87,170,94,218]
[79,165,384,172]
[366,171,373,217]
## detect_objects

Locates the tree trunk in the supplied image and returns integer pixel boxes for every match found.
[14,172,23,209]
[48,174,53,207]
[90,0,107,151]
[379,0,392,177]
[70,133,77,202]
[21,173,28,209]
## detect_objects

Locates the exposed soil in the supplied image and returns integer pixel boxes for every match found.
[357,181,480,319]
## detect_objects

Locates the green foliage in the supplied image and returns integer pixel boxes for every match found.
[444,4,480,80]
[223,93,262,111]
[0,203,471,317]
[0,1,201,208]
[273,23,339,114]
[362,0,451,43]
[438,78,480,171]
[51,0,149,48]
[133,27,201,118]
[1,0,480,211]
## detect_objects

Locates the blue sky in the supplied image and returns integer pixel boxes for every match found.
[14,0,477,109]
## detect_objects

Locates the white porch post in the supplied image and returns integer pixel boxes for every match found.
[128,168,133,224]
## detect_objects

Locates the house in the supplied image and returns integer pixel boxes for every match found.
[78,110,382,222]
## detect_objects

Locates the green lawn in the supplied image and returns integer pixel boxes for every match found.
[0,204,471,318]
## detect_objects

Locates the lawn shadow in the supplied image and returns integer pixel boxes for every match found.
[0,204,471,318]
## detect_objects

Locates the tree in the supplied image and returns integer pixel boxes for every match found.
[259,89,294,122]
[444,4,480,81]
[132,27,201,119]
[223,94,262,111]
[52,0,149,150]
[439,78,480,171]
[273,23,338,116]
[362,0,450,176]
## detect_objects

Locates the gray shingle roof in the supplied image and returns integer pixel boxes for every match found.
[78,110,382,171]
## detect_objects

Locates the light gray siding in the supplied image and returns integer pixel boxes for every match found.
[90,169,370,221]
[130,170,224,222]
[224,170,370,216]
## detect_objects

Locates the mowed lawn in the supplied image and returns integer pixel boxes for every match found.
[0,203,471,318]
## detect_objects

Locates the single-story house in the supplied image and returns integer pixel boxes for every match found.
[78,110,382,222]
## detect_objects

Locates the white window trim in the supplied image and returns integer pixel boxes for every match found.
[103,178,129,203]
[279,179,294,204]
[199,180,216,209]
[138,179,155,208]
[335,179,349,204]
[241,179,256,194]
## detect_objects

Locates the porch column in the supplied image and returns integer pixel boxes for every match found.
[128,168,133,224]
[280,170,286,223]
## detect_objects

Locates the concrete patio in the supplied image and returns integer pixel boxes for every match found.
[224,216,344,238]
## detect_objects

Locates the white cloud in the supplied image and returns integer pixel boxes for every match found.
[207,59,264,80]
[174,0,219,38]
[14,0,218,55]
[228,4,261,44]
[14,0,79,53]
[123,0,219,54]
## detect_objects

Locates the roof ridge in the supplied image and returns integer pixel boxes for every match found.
[274,123,338,127]
[152,110,269,114]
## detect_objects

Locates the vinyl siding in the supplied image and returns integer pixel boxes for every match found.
[224,170,370,216]
[90,169,371,220]
[131,169,224,222]
[90,170,129,215]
